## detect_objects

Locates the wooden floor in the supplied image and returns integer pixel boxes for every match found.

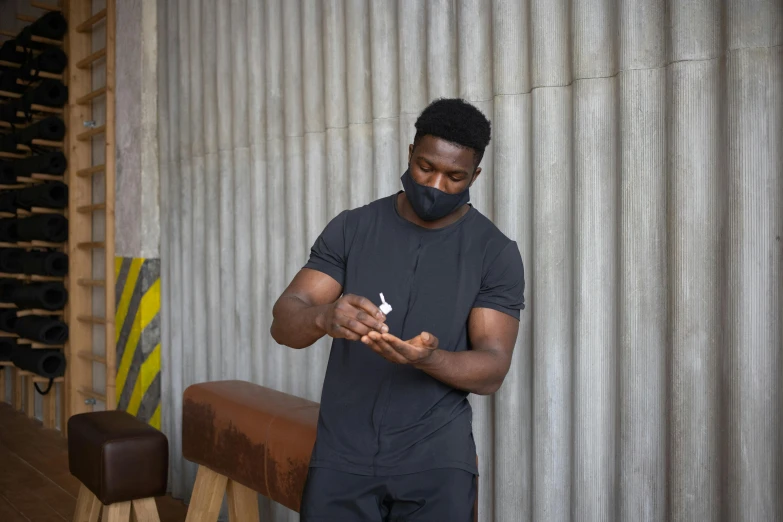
[0,403,189,522]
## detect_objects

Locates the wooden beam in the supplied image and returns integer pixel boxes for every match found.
[66,0,96,420]
[104,0,117,411]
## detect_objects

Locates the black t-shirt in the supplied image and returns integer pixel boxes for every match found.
[303,193,525,477]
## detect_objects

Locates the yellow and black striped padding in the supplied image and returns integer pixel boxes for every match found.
[114,257,161,428]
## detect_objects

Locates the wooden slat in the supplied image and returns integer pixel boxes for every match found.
[76,48,105,69]
[76,241,104,249]
[77,278,104,287]
[30,207,65,215]
[30,240,64,248]
[16,309,64,317]
[26,375,34,418]
[30,35,62,46]
[17,139,64,151]
[17,14,36,23]
[76,125,105,141]
[43,391,56,429]
[0,30,15,37]
[76,86,105,105]
[12,367,21,410]
[14,46,42,56]
[0,90,22,98]
[29,275,64,282]
[77,387,106,403]
[17,105,64,115]
[77,351,106,364]
[30,70,62,80]
[29,342,64,349]
[77,315,106,324]
[77,203,105,213]
[15,71,63,83]
[0,152,26,159]
[31,173,64,181]
[104,0,118,410]
[75,164,104,177]
[76,8,107,33]
[0,60,20,68]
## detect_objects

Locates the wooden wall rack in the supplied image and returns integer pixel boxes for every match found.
[0,0,116,431]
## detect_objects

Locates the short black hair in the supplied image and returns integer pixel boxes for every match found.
[412,98,492,167]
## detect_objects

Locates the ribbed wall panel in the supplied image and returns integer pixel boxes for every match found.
[572,76,618,520]
[155,1,783,520]
[617,67,668,522]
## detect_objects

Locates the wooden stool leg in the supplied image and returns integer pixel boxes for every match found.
[73,484,101,522]
[104,501,132,522]
[227,480,259,522]
[184,465,228,522]
[131,498,161,522]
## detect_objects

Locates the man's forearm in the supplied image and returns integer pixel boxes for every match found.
[413,348,507,395]
[270,295,329,349]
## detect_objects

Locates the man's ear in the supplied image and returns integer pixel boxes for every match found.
[470,167,482,187]
[408,143,413,164]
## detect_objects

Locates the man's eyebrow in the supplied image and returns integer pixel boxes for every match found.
[414,154,470,176]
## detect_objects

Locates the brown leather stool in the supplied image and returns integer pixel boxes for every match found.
[67,410,169,522]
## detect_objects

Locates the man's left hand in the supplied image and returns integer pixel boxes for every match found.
[361,331,439,365]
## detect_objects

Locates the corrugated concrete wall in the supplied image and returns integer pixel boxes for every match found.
[156,1,783,520]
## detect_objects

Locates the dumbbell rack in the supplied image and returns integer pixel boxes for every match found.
[0,0,116,433]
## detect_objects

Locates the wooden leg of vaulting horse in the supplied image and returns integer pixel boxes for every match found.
[104,501,132,522]
[227,479,260,522]
[72,484,102,522]
[184,465,229,522]
[131,498,161,522]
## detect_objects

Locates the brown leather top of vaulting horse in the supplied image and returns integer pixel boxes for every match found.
[182,380,319,512]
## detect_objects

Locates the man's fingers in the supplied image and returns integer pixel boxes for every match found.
[332,325,361,341]
[353,309,388,333]
[345,294,385,320]
[377,334,417,362]
[381,334,415,357]
[363,336,406,364]
[420,331,438,348]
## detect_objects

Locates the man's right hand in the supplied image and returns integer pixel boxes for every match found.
[316,294,388,341]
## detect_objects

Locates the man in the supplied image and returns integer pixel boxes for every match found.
[271,98,525,521]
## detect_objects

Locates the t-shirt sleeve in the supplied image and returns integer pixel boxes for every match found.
[303,210,350,287]
[472,241,526,319]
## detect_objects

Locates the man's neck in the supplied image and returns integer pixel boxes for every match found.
[396,192,470,230]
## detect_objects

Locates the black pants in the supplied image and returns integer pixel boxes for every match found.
[299,467,476,522]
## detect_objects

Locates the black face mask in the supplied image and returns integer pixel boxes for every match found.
[400,169,471,221]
